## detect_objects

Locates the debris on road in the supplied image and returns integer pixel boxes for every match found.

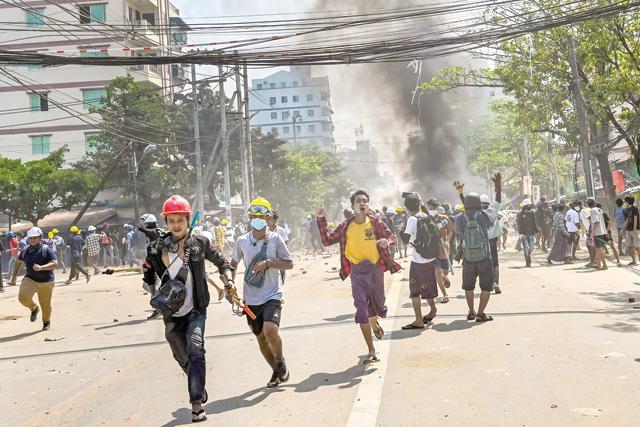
[44,336,65,342]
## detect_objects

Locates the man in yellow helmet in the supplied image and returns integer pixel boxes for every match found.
[65,226,90,284]
[230,197,293,388]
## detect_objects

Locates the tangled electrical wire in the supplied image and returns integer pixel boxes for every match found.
[0,0,638,67]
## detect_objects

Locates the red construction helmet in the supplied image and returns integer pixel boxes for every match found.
[161,195,193,217]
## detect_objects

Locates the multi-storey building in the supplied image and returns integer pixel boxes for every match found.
[0,0,189,163]
[248,65,335,151]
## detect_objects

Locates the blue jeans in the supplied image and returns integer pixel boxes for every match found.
[7,256,17,278]
[520,235,535,263]
[164,309,207,403]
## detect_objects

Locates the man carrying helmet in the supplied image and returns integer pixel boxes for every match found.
[231,197,293,388]
[317,190,401,364]
[9,227,58,330]
[143,195,233,423]
[65,226,90,284]
[453,184,495,322]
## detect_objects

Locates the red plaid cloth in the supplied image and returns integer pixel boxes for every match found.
[317,214,402,280]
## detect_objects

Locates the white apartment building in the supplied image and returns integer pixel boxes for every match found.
[0,0,189,163]
[249,65,335,151]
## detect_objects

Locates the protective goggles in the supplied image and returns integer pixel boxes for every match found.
[248,204,271,215]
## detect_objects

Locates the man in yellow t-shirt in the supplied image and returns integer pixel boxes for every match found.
[317,190,401,365]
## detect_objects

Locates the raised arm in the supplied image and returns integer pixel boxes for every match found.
[316,207,344,246]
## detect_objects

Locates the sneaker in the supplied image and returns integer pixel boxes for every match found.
[267,372,281,388]
[277,360,290,383]
[494,286,502,294]
[42,321,50,331]
[30,306,39,322]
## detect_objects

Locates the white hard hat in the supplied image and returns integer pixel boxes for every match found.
[144,214,157,223]
[522,198,532,206]
[200,230,213,242]
[437,206,445,214]
[480,194,491,204]
[88,225,96,232]
[27,227,43,238]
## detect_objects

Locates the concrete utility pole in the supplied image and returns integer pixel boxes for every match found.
[191,64,205,214]
[234,60,250,205]
[568,37,594,198]
[242,61,254,198]
[219,64,232,220]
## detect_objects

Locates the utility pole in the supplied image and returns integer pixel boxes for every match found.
[234,59,250,205]
[242,60,254,198]
[548,134,561,200]
[219,64,232,220]
[292,114,298,145]
[568,37,594,198]
[191,64,205,214]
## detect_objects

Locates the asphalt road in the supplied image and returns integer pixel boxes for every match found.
[1,245,638,426]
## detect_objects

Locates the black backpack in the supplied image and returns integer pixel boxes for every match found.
[413,214,441,259]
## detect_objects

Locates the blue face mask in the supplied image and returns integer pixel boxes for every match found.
[250,218,268,231]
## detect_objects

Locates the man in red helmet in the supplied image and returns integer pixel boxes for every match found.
[143,195,234,423]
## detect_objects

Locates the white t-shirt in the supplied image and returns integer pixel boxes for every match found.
[565,209,580,232]
[590,207,606,236]
[232,231,292,305]
[274,225,289,243]
[403,213,435,264]
[168,251,194,317]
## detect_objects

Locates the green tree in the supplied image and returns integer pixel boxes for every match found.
[0,157,20,220]
[8,148,95,226]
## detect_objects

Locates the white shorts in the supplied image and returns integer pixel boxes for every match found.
[627,230,640,248]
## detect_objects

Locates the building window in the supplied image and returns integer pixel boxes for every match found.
[293,95,299,102]
[269,97,276,105]
[322,107,330,116]
[85,132,101,153]
[322,122,330,131]
[270,83,276,88]
[31,135,51,155]
[280,82,286,88]
[79,4,106,23]
[82,88,107,109]
[293,81,298,87]
[309,124,316,133]
[26,8,45,28]
[257,83,262,89]
[295,125,301,133]
[307,109,314,117]
[80,50,109,58]
[307,94,313,101]
[29,93,49,112]
[270,112,277,120]
[283,126,290,134]
[281,96,288,103]
[321,92,328,101]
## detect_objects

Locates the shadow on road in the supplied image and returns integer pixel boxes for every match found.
[288,363,376,393]
[323,313,353,322]
[94,318,150,330]
[0,329,41,344]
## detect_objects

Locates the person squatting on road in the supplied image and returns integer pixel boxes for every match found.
[317,189,401,364]
[230,197,293,388]
[454,191,495,322]
[143,195,233,423]
[9,227,58,331]
[400,193,443,330]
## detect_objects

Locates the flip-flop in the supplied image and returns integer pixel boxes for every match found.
[192,410,207,423]
[401,323,424,330]
[373,321,384,340]
[441,297,450,304]
[467,311,477,321]
[363,353,379,365]
[476,313,494,322]
[422,314,436,323]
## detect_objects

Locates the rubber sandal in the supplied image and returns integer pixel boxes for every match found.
[363,353,379,365]
[402,323,424,330]
[192,410,207,423]
[373,322,384,340]
[475,313,494,322]
[441,297,449,304]
[467,311,476,321]
[422,314,436,323]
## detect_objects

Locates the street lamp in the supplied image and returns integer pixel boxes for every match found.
[132,143,157,220]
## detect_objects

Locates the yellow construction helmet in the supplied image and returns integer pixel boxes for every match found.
[395,206,404,213]
[221,219,229,225]
[48,231,54,239]
[52,228,59,234]
[248,197,272,215]
[70,225,79,234]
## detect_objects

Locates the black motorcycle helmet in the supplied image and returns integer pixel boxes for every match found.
[465,192,482,210]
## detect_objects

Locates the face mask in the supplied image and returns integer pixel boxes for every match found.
[428,210,438,216]
[250,218,268,231]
